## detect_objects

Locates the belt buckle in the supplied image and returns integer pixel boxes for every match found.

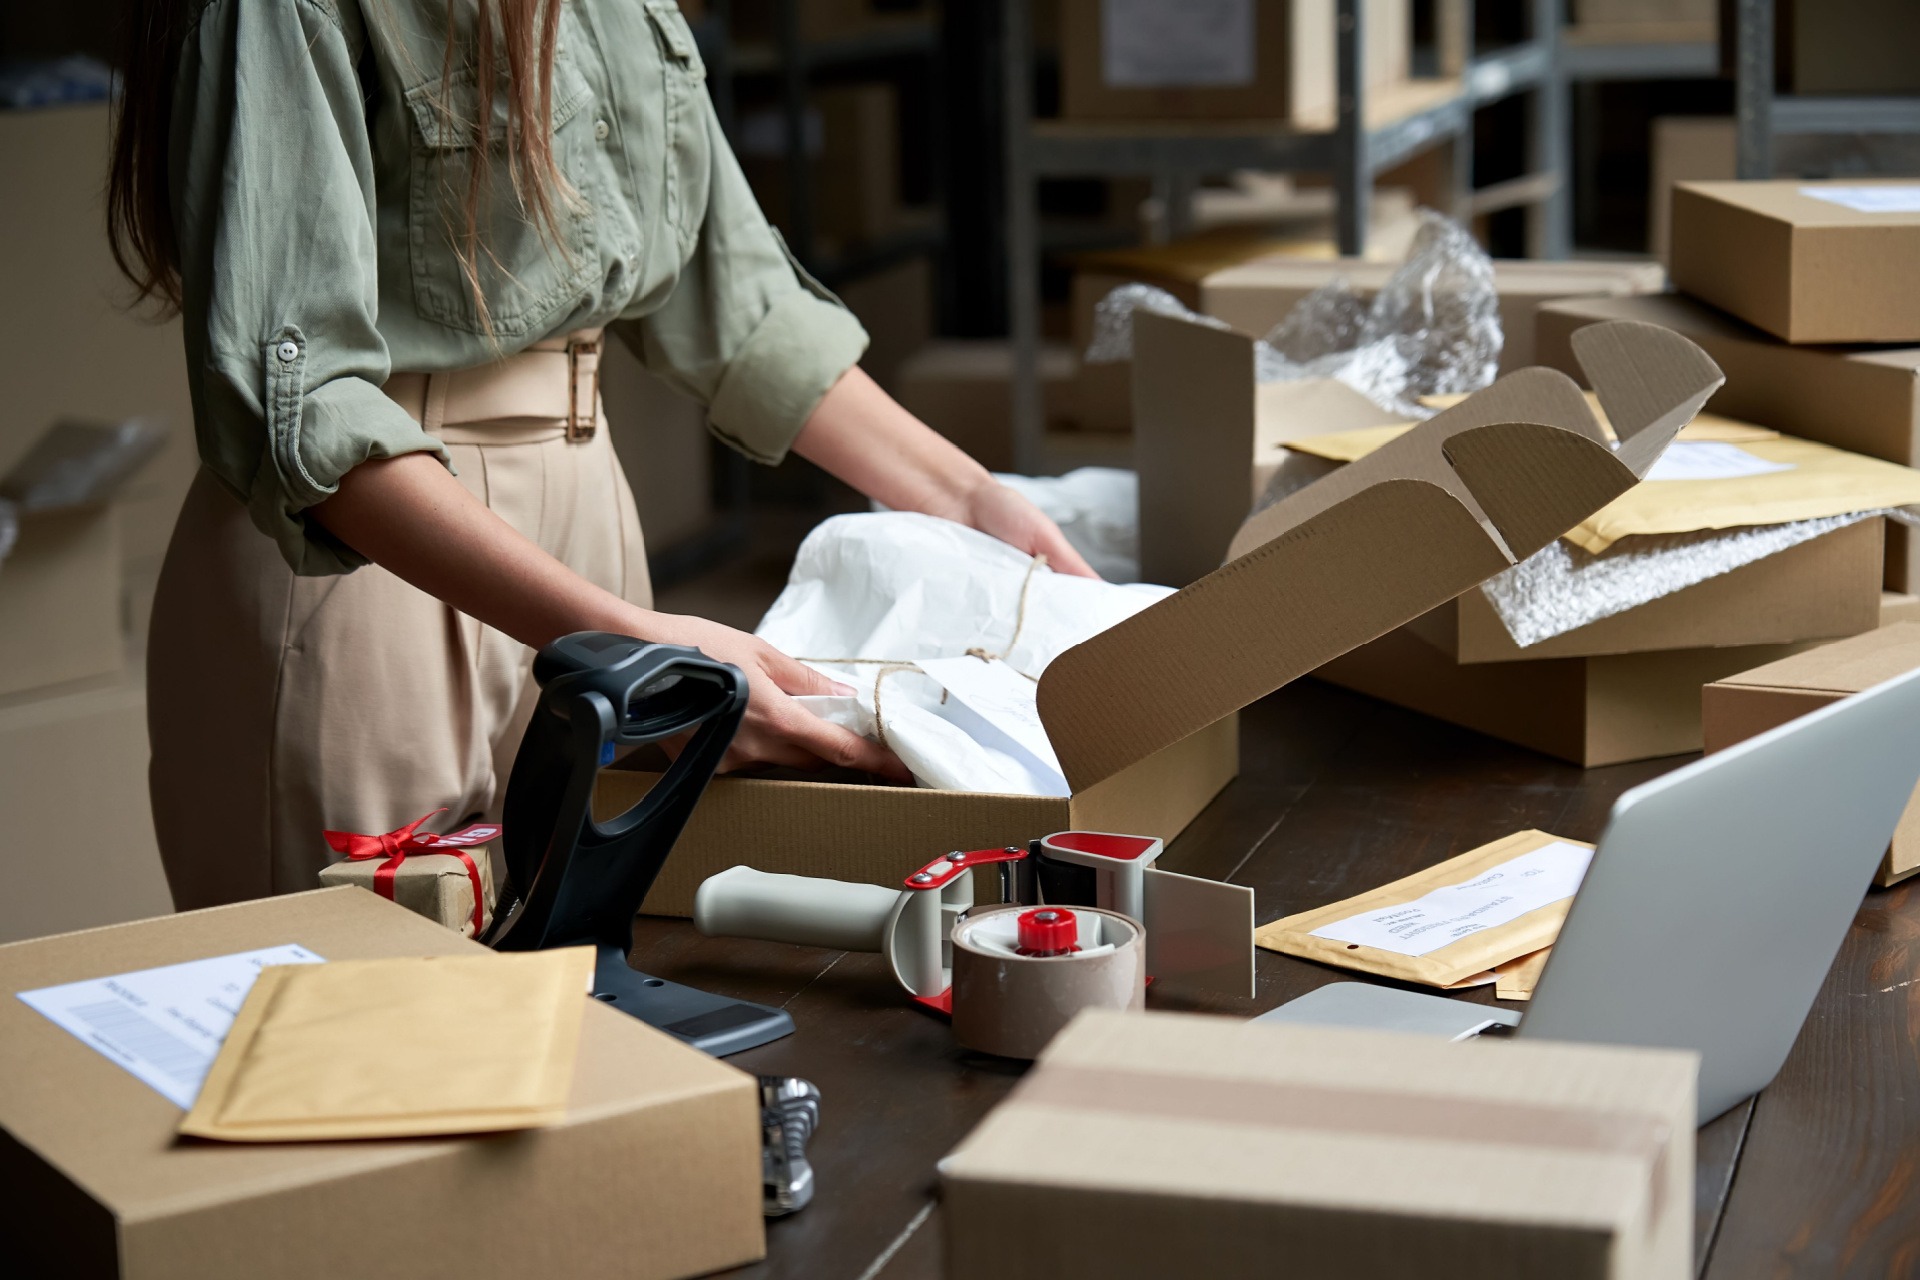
[567,336,601,442]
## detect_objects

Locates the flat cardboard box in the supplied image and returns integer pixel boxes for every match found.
[1535,292,1920,591]
[1319,627,1817,767]
[1883,590,1920,626]
[1671,180,1920,344]
[1409,518,1883,665]
[607,314,1726,913]
[0,889,764,1280]
[1201,256,1668,373]
[0,673,172,945]
[0,504,124,698]
[1649,117,1734,264]
[1704,622,1920,886]
[942,1009,1697,1280]
[1059,0,1409,124]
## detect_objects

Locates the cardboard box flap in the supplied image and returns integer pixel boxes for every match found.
[1574,319,1724,477]
[1039,318,1722,791]
[1224,364,1615,566]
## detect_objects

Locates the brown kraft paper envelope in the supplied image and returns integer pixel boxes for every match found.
[1255,830,1593,989]
[1036,316,1724,794]
[181,948,595,1142]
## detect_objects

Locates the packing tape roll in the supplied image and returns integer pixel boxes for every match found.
[950,905,1145,1059]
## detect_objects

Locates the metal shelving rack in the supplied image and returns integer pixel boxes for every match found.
[1732,0,1920,179]
[1000,0,1569,474]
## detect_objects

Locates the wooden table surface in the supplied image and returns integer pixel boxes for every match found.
[629,680,1920,1280]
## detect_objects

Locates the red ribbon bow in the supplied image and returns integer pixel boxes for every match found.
[324,809,490,937]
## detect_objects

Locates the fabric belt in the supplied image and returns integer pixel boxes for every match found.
[383,328,604,444]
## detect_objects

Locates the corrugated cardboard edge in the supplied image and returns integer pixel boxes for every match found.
[1042,320,1724,792]
[1253,829,1593,988]
[1702,622,1920,887]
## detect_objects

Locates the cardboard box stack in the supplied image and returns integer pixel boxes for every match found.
[1704,622,1920,888]
[0,889,765,1280]
[1542,181,1920,593]
[1130,301,1911,768]
[942,1010,1698,1280]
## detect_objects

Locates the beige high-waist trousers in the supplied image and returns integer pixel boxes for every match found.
[148,331,652,911]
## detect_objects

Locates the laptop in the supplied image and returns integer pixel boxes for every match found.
[1259,666,1920,1123]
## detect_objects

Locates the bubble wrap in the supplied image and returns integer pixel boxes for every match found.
[1084,209,1502,419]
[1480,509,1920,648]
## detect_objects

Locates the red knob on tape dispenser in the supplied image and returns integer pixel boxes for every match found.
[1016,907,1080,957]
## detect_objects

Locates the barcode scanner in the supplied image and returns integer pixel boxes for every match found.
[482,632,795,1057]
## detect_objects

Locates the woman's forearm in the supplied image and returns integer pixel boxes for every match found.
[791,365,993,518]
[794,366,1100,578]
[312,452,652,649]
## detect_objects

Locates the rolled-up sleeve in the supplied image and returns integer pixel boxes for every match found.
[617,92,869,465]
[173,0,447,575]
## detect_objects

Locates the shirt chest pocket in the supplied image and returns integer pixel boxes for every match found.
[645,0,710,251]
[404,56,600,338]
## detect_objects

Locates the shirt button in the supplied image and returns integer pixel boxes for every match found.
[593,118,610,141]
[276,341,300,362]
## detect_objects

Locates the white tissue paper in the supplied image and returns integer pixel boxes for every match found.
[755,512,1173,795]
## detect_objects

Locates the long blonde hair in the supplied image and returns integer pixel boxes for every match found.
[109,0,570,328]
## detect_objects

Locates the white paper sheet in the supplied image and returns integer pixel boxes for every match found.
[1101,0,1254,89]
[1309,842,1593,958]
[758,513,1173,794]
[1800,184,1920,214]
[17,944,325,1108]
[917,656,1070,796]
[1642,441,1795,482]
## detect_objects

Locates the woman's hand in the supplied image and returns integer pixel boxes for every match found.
[648,613,913,781]
[792,366,1102,579]
[957,480,1098,578]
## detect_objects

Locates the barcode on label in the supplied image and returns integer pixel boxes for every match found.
[70,1000,208,1085]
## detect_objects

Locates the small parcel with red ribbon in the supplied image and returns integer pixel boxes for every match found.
[317,812,499,938]
[942,1008,1698,1280]
[0,887,764,1280]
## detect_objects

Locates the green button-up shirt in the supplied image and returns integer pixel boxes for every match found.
[172,0,868,573]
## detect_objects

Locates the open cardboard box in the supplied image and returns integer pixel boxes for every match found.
[605,318,1725,916]
[1535,291,1920,591]
[1405,518,1881,664]
[1139,307,1891,657]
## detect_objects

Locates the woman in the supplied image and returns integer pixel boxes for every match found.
[109,0,1095,911]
